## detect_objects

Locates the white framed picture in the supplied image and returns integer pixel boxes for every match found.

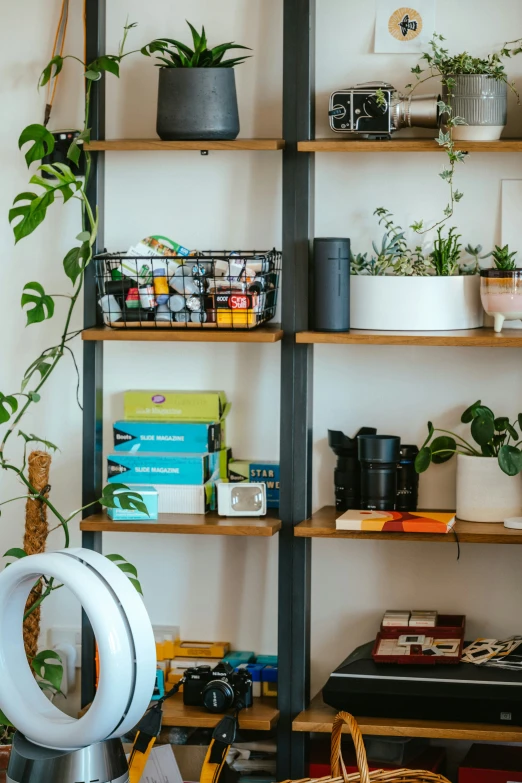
[375,0,437,54]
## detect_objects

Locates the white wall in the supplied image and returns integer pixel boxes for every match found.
[3,0,522,747]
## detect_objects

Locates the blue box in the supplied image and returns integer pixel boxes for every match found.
[256,655,278,666]
[261,665,278,683]
[107,485,159,521]
[108,453,209,485]
[113,420,224,454]
[229,460,280,509]
[223,651,255,667]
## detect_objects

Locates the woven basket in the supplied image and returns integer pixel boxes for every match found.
[287,713,451,783]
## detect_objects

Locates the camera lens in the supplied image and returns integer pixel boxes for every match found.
[328,428,377,512]
[396,444,420,512]
[358,435,401,511]
[392,93,440,130]
[202,679,236,713]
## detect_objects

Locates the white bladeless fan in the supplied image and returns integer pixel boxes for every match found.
[0,548,157,783]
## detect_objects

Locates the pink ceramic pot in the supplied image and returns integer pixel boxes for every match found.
[480,269,522,332]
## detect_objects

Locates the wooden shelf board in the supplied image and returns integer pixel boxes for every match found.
[293,693,522,741]
[162,694,279,730]
[80,510,281,537]
[82,325,283,343]
[298,138,522,153]
[296,328,522,348]
[295,506,522,544]
[85,138,285,151]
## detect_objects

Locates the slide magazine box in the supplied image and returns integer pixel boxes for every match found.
[107,453,210,485]
[229,460,280,509]
[124,390,229,422]
[153,481,216,514]
[113,420,224,454]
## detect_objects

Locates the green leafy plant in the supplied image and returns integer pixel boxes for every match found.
[0,22,145,734]
[416,401,522,478]
[142,21,251,68]
[488,244,518,270]
[351,208,430,276]
[430,226,462,276]
[460,243,484,275]
[408,34,522,233]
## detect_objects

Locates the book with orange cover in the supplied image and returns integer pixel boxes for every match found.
[336,509,456,533]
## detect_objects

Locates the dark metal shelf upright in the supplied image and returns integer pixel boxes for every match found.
[80,0,316,774]
[278,0,315,778]
[81,0,106,709]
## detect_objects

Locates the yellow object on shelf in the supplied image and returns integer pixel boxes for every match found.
[173,639,230,658]
[263,681,278,697]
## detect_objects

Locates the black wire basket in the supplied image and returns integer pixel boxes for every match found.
[95,249,281,330]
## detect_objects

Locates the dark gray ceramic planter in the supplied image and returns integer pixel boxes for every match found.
[157,68,240,141]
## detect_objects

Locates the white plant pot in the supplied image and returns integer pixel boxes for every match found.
[350,276,483,331]
[456,454,522,523]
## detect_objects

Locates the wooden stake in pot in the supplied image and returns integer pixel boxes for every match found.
[23,450,52,659]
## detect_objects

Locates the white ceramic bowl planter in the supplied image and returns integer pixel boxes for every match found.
[456,454,522,523]
[350,276,483,331]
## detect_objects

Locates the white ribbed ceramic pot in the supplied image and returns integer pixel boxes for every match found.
[443,75,507,141]
[456,454,522,523]
[350,276,482,331]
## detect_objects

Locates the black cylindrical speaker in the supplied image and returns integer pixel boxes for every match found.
[313,238,350,332]
[396,445,420,512]
[358,435,401,511]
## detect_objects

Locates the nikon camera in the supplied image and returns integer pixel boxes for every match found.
[329,82,440,139]
[183,662,253,713]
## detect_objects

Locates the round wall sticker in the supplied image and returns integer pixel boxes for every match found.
[388,7,423,42]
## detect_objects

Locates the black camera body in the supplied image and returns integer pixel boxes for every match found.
[183,662,253,713]
[329,82,439,140]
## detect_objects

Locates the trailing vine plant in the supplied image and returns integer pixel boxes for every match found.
[407,34,522,234]
[0,22,146,730]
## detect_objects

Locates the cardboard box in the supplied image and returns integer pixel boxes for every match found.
[107,453,210,485]
[459,744,522,782]
[113,420,224,454]
[124,390,229,422]
[153,482,216,514]
[172,746,208,783]
[107,485,159,521]
[229,460,280,508]
[209,448,230,481]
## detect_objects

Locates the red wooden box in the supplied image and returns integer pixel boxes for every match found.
[372,614,466,665]
[310,747,446,777]
[459,744,522,782]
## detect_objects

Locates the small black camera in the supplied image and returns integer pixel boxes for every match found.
[329,82,440,139]
[183,662,253,713]
[42,129,86,179]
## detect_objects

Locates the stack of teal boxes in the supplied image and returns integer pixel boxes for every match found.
[108,391,230,515]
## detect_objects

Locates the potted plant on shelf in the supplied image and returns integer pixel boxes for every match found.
[142,22,251,141]
[407,34,522,232]
[416,401,522,522]
[480,244,522,332]
[349,208,483,331]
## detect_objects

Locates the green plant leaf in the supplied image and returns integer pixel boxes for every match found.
[461,400,482,423]
[100,483,148,515]
[31,650,63,693]
[430,435,457,464]
[21,351,56,392]
[421,421,434,448]
[4,548,27,560]
[18,125,55,167]
[105,554,143,595]
[495,417,510,432]
[63,243,90,285]
[91,55,120,78]
[9,191,48,243]
[0,708,13,727]
[129,577,143,595]
[39,55,63,87]
[0,393,18,424]
[21,282,55,326]
[67,129,91,166]
[507,423,519,440]
[415,446,432,473]
[18,431,59,451]
[471,411,495,446]
[28,392,40,402]
[116,562,138,577]
[499,445,522,476]
[85,69,102,81]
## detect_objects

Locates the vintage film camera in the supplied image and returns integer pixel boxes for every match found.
[329,82,440,139]
[42,129,86,179]
[183,662,253,713]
